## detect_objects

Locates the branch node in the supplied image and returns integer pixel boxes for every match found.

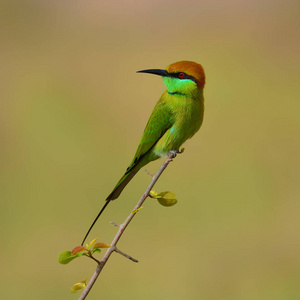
[131,206,143,214]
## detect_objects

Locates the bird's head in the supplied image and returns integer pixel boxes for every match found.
[137,61,205,96]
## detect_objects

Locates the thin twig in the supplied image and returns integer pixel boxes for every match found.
[110,221,120,227]
[79,152,176,300]
[86,255,101,265]
[142,168,154,177]
[114,247,139,262]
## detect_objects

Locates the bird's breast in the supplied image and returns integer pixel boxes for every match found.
[154,94,204,156]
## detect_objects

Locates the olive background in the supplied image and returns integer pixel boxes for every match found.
[1,1,299,299]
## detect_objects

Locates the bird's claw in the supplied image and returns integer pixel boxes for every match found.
[167,148,184,162]
[168,148,184,158]
[179,147,185,154]
[168,150,178,158]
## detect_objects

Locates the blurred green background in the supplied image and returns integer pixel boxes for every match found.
[1,0,299,299]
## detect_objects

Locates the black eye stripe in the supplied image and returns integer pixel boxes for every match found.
[168,72,197,83]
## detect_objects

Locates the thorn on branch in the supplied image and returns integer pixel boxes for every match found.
[110,221,120,227]
[143,168,155,177]
[114,247,138,263]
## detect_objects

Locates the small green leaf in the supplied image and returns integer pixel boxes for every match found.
[156,191,177,207]
[71,279,87,294]
[149,190,158,198]
[92,248,101,254]
[132,206,143,214]
[90,238,97,247]
[58,251,77,264]
[75,252,86,257]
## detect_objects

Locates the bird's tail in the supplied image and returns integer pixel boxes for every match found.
[81,200,110,246]
[106,167,140,201]
[81,167,140,245]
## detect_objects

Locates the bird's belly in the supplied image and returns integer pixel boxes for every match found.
[153,96,204,157]
[154,134,179,157]
[153,119,200,157]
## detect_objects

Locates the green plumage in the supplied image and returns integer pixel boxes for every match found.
[106,83,204,201]
[81,61,206,245]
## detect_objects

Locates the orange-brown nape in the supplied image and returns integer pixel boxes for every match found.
[166,61,206,89]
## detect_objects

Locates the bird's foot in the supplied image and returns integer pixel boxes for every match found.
[179,147,185,154]
[168,148,184,157]
[168,150,178,158]
[167,150,177,162]
[167,148,184,162]
[143,168,154,177]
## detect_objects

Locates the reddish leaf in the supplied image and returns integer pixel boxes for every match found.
[71,246,86,255]
[93,242,110,249]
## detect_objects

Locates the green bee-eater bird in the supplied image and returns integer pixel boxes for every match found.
[81,61,205,245]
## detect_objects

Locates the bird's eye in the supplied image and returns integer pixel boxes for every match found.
[178,72,185,78]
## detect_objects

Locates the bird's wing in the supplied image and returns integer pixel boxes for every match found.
[126,98,174,172]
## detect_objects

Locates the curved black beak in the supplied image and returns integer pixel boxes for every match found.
[137,69,168,77]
